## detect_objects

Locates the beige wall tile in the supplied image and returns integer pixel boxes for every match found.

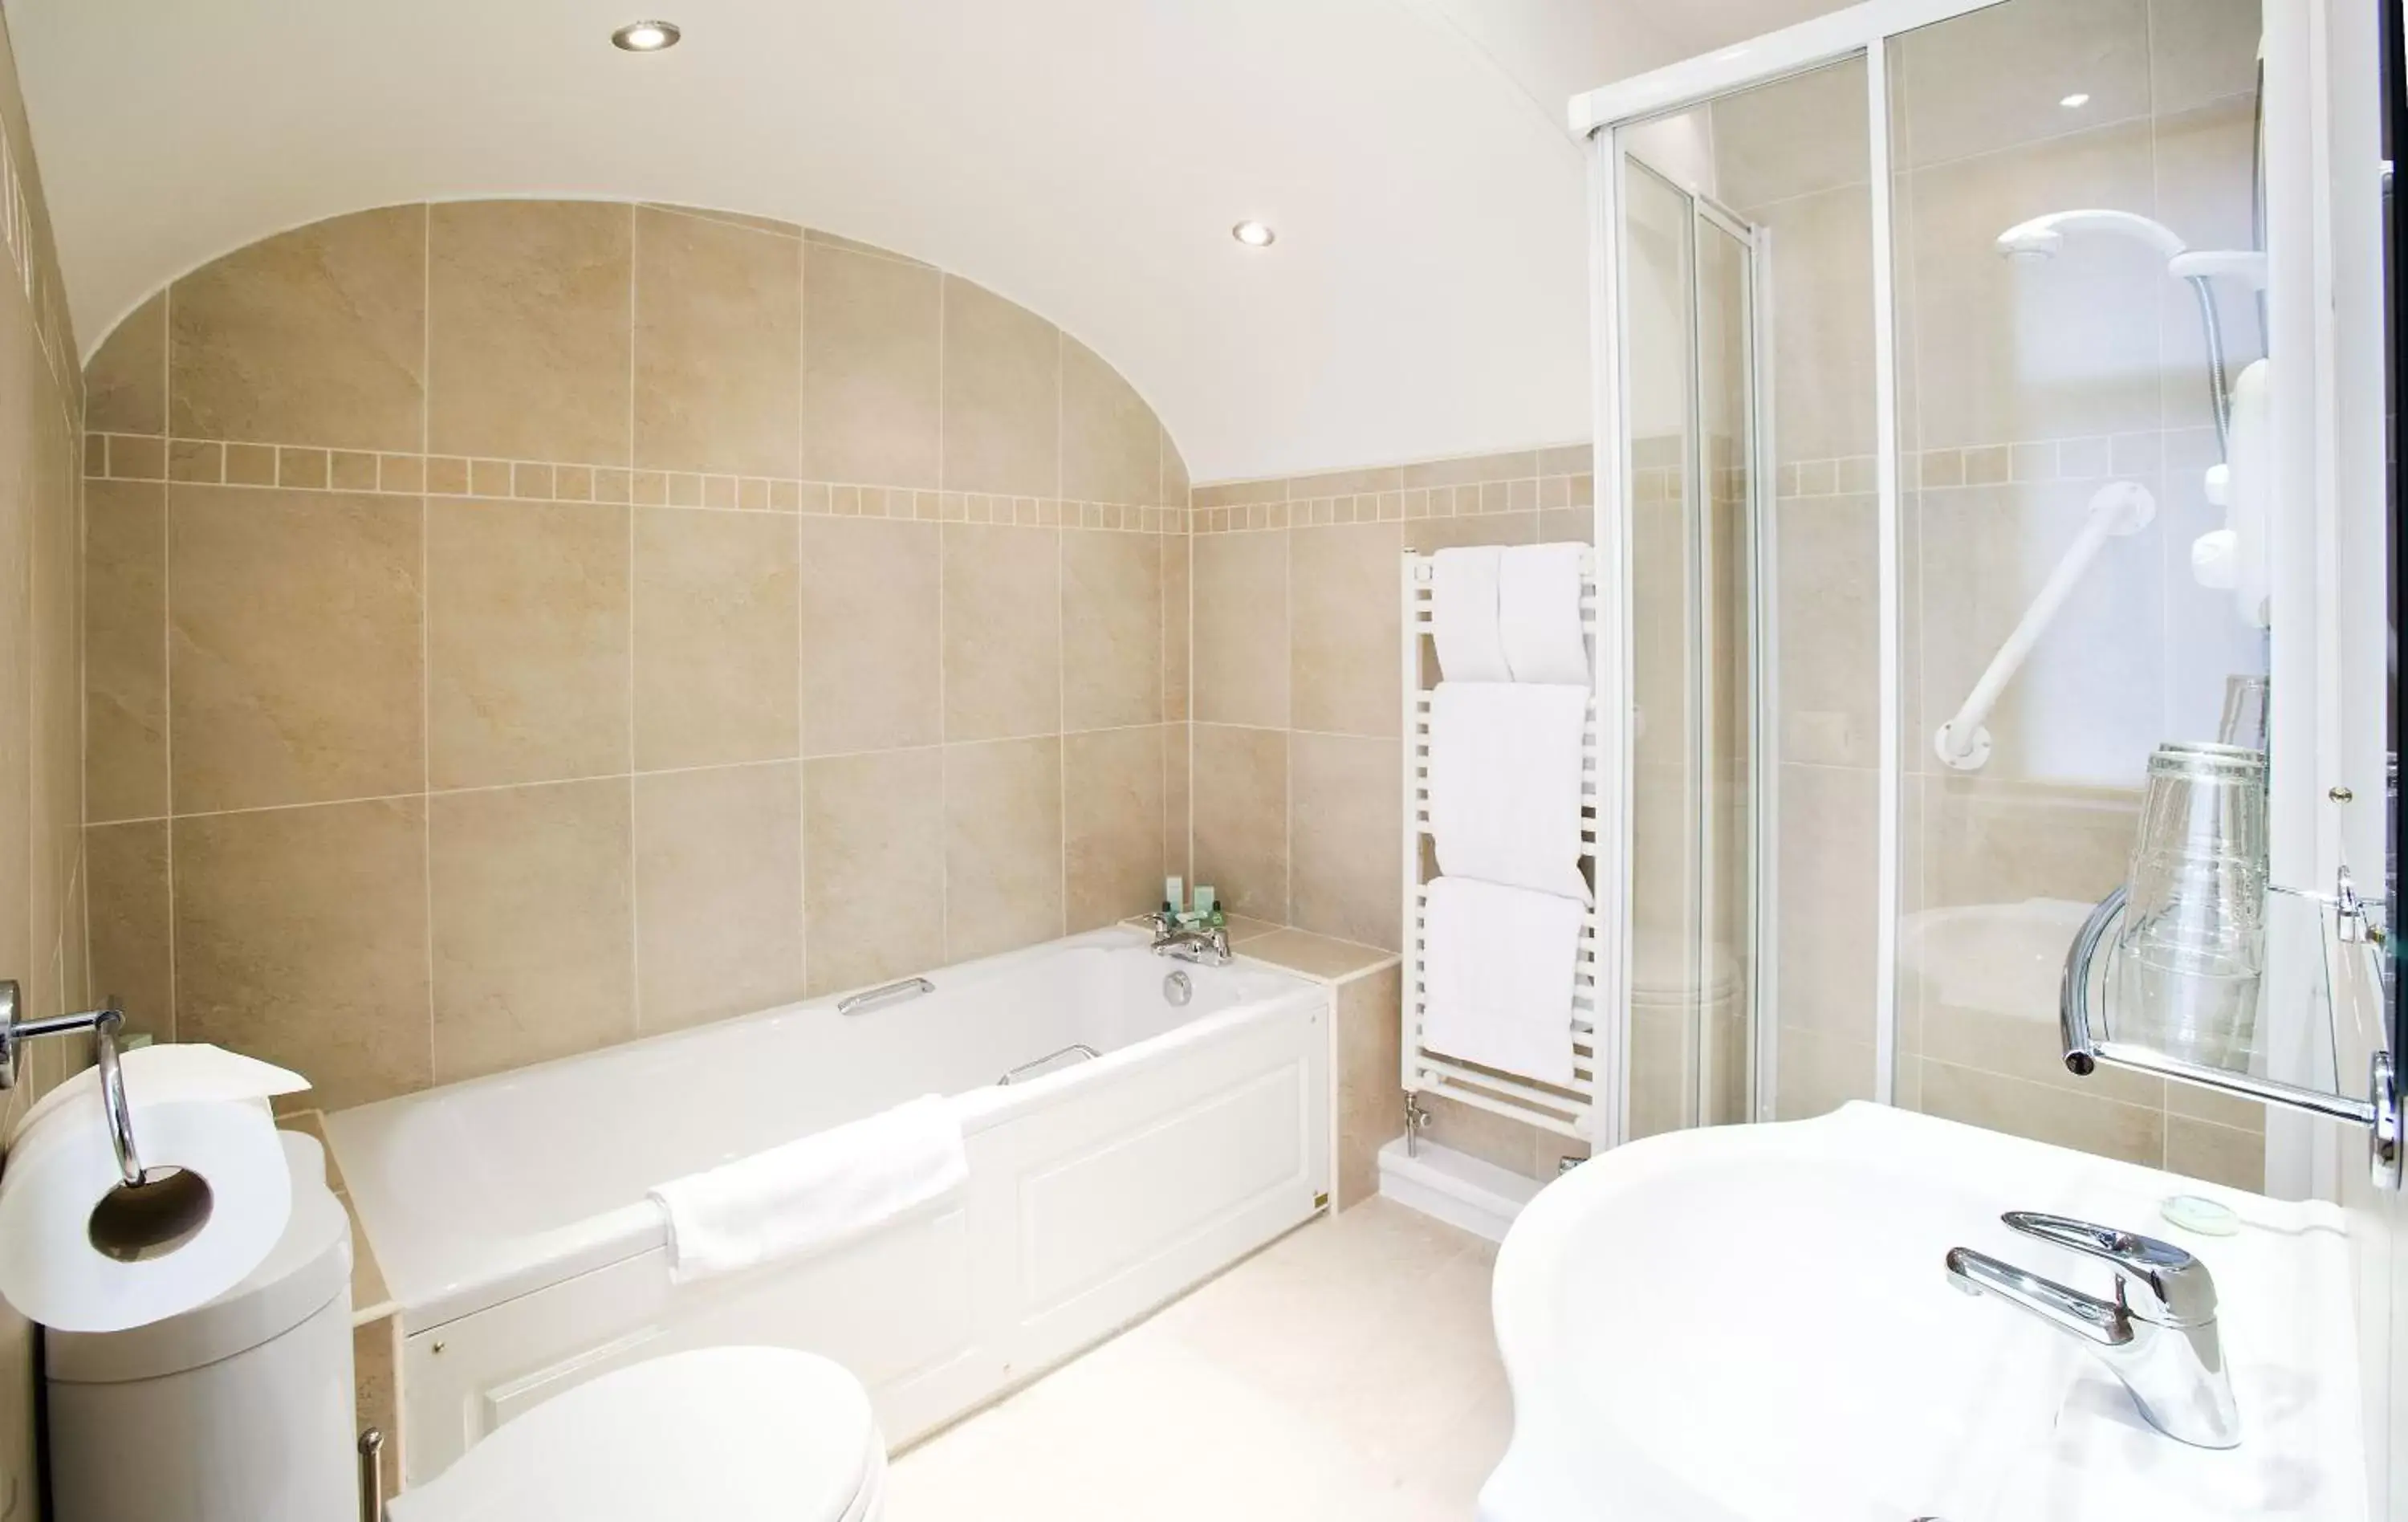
[429,201,633,464]
[430,779,635,1080]
[175,799,433,1111]
[83,480,167,822]
[1756,184,1876,466]
[1164,721,1191,883]
[634,763,803,1031]
[1893,0,2150,169]
[633,507,798,769]
[944,737,1065,961]
[1191,722,1288,923]
[169,486,424,812]
[1402,511,1536,552]
[1162,533,1190,722]
[803,242,941,487]
[1064,725,1166,933]
[633,206,800,476]
[1289,732,1402,951]
[1162,436,1190,507]
[1291,521,1401,738]
[1062,336,1162,504]
[1419,1092,1553,1181]
[942,523,1060,741]
[86,820,173,1044]
[1193,530,1289,728]
[87,291,166,436]
[1918,1057,2164,1167]
[1776,763,1879,1044]
[1899,121,2160,449]
[1336,967,1403,1207]
[1775,497,1877,767]
[429,500,631,788]
[804,748,944,995]
[1774,1027,1877,1117]
[170,206,428,451]
[2165,1115,2264,1191]
[1062,529,1163,731]
[941,277,1060,495]
[1701,55,1870,210]
[799,518,941,755]
[2150,0,2263,116]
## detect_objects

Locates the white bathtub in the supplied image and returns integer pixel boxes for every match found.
[323,927,1332,1486]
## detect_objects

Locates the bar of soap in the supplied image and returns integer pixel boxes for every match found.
[2160,1194,2240,1236]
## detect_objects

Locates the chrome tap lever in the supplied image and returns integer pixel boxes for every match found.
[1945,1211,2239,1450]
[1999,1211,2219,1326]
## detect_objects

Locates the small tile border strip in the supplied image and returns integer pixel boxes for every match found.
[1186,472,1596,534]
[1771,426,2223,501]
[84,433,1185,533]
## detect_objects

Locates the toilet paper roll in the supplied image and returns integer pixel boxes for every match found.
[0,1045,307,1333]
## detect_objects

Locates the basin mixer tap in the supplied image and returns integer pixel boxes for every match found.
[1145,910,1231,967]
[1944,1211,2239,1450]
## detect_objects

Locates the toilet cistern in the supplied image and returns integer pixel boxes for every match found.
[1944,1211,2241,1450]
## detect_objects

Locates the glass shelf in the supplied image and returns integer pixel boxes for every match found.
[2060,881,2390,1125]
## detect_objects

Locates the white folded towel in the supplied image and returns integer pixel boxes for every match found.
[649,1095,967,1285]
[1422,877,1585,1087]
[1499,543,1591,686]
[1431,547,1512,682]
[1427,681,1592,904]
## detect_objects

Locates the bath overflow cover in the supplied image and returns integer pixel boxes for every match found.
[1163,971,1193,1007]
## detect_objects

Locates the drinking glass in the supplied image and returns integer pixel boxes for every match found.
[2111,742,2268,1069]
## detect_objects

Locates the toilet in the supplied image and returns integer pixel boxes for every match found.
[390,1345,886,1521]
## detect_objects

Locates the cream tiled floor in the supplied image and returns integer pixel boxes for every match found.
[885,1198,1510,1521]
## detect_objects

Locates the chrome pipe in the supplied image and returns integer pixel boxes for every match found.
[2058,887,2124,1077]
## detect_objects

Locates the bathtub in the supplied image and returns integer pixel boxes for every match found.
[323,927,1331,1486]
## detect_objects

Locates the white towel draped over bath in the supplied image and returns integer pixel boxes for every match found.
[1421,877,1586,1088]
[1498,543,1591,686]
[1431,547,1513,682]
[1427,682,1592,904]
[649,1095,968,1285]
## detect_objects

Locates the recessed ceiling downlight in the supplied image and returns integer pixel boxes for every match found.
[612,19,681,51]
[2059,92,2091,108]
[1232,220,1276,248]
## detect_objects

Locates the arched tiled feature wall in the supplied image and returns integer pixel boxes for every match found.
[79,200,1193,1112]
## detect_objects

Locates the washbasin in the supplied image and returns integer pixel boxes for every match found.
[1479,1103,2363,1521]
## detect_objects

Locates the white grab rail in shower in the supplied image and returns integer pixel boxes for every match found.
[1933,478,2156,771]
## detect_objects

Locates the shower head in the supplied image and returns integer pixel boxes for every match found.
[1994,209,2189,264]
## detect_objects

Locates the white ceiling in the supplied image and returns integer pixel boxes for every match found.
[5,0,1838,481]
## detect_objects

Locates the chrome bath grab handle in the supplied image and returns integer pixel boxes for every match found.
[998,1044,1100,1085]
[837,977,934,1016]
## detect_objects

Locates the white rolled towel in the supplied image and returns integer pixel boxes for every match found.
[649,1095,967,1285]
[1499,542,1591,685]
[1432,547,1512,682]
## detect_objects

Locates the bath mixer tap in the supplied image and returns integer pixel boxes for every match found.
[1145,911,1231,966]
[1945,1211,2239,1449]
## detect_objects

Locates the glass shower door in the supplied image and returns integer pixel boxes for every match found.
[1618,159,1762,1141]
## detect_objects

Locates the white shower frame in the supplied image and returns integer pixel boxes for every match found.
[1573,0,2350,1175]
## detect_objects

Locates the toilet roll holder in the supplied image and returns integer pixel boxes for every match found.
[0,979,147,1188]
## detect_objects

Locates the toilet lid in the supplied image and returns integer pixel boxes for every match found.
[388,1346,880,1522]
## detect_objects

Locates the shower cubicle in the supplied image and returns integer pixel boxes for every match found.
[1576,0,2395,1198]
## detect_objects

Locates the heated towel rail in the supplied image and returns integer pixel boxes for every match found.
[1398,551,1605,1144]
